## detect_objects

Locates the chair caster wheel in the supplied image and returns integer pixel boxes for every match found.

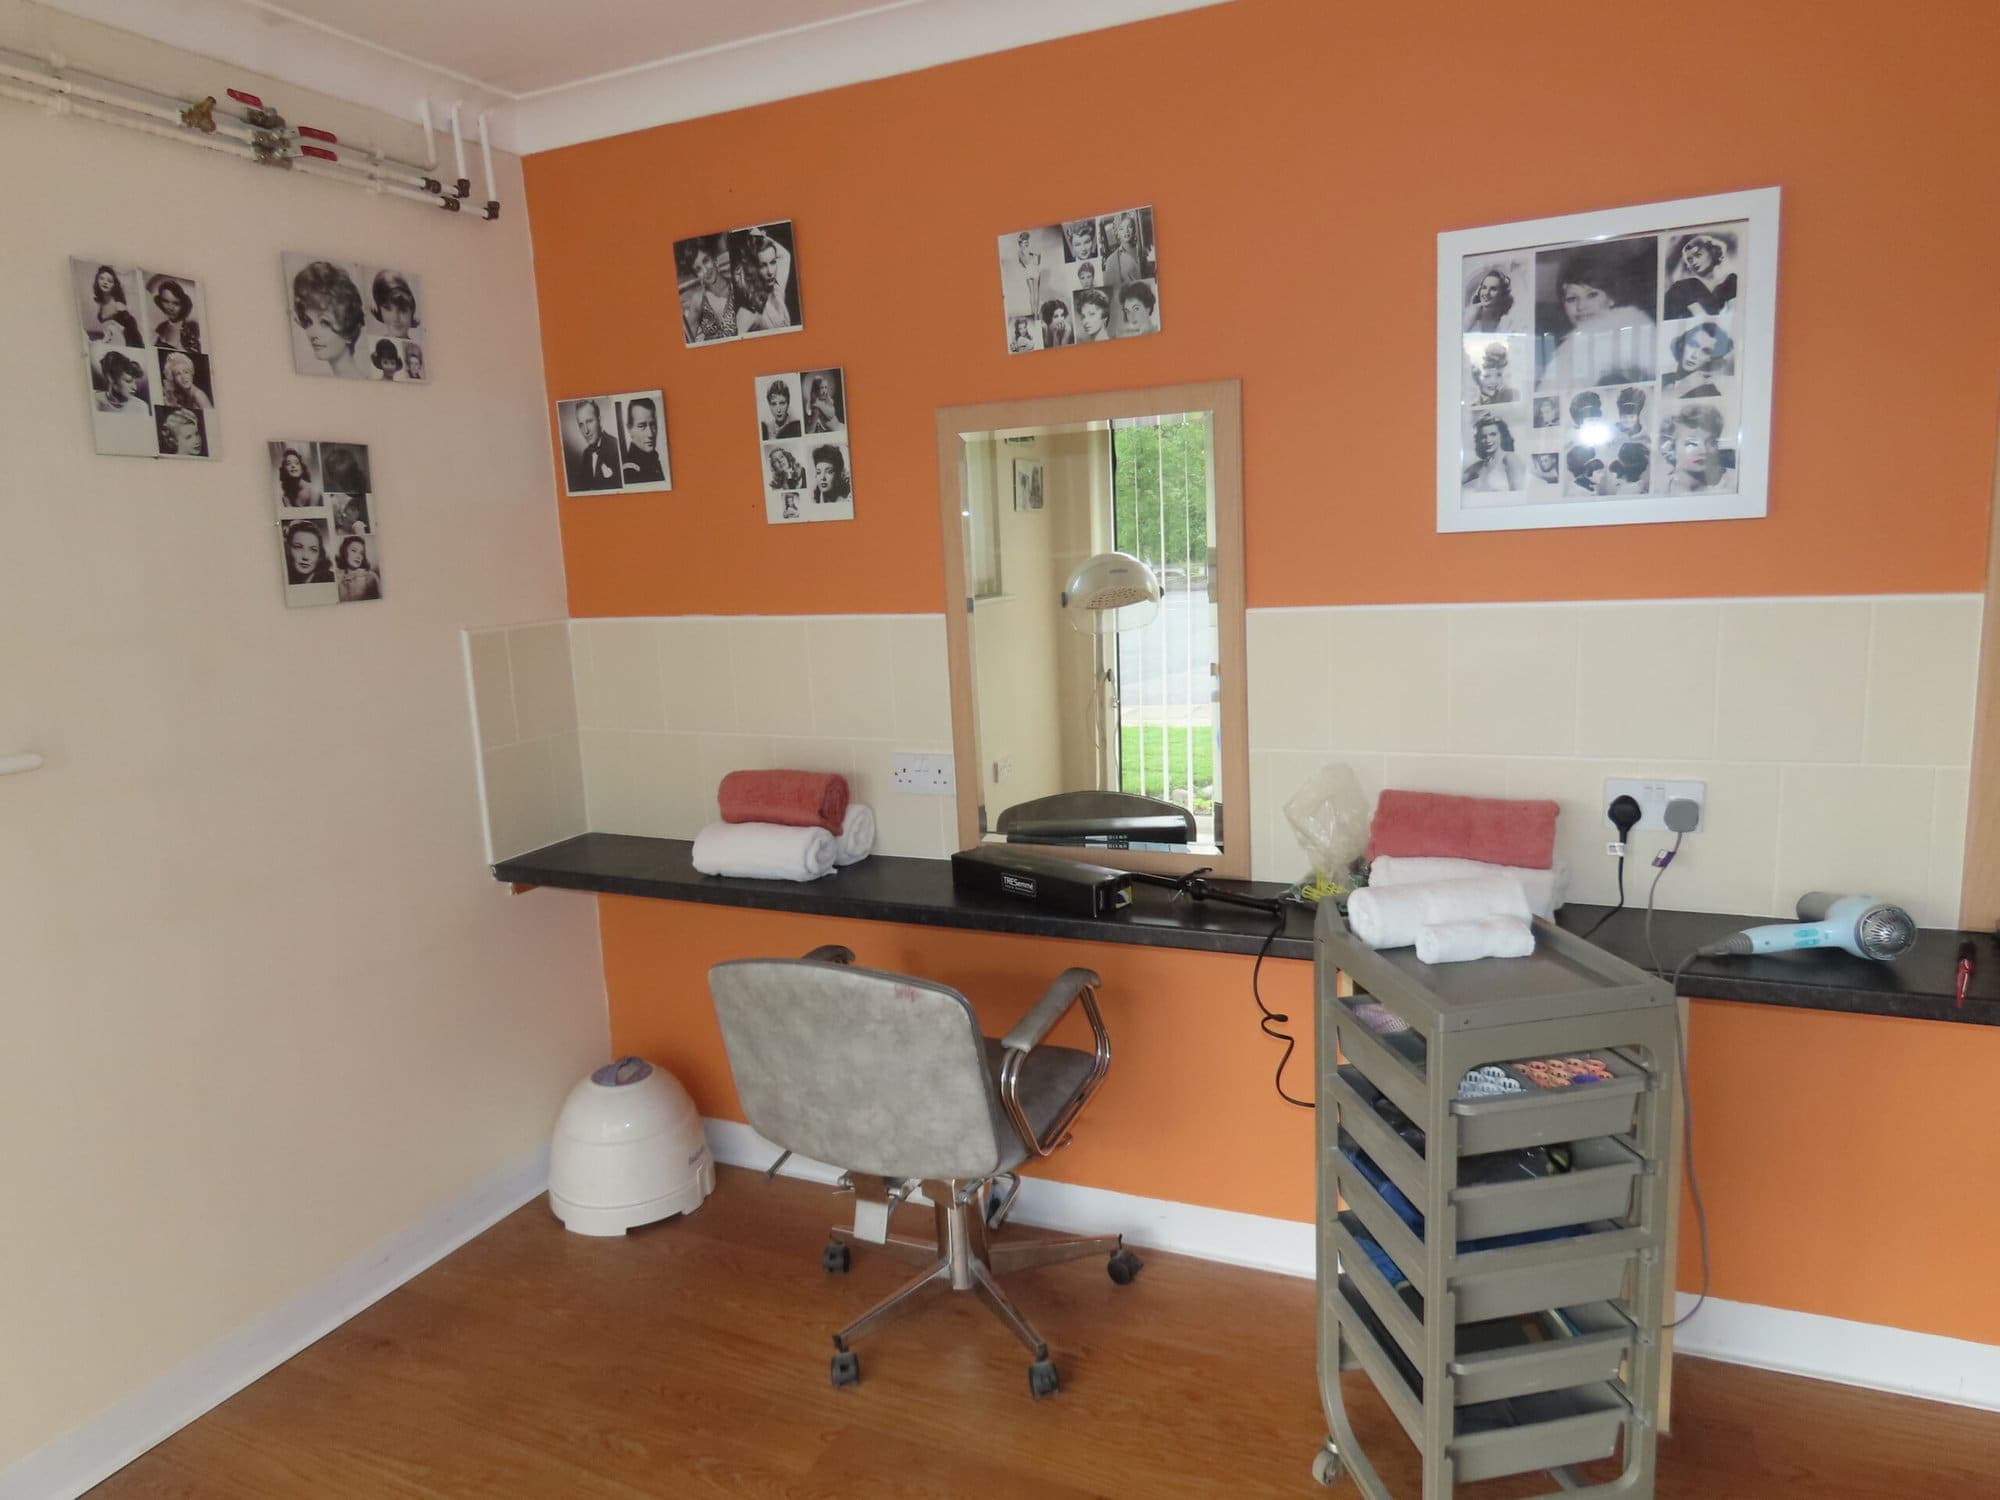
[1312,1441,1343,1486]
[822,1240,850,1274]
[1107,1248,1143,1285]
[830,1350,861,1388]
[1028,1358,1061,1400]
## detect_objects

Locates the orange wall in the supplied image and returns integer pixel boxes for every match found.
[606,897,2000,1345]
[524,0,2000,618]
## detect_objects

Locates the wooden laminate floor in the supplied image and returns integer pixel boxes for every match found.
[94,1167,2000,1498]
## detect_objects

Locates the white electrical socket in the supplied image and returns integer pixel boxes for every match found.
[892,752,956,797]
[1603,777,1705,833]
[992,754,1015,785]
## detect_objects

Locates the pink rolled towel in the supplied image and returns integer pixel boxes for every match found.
[718,770,850,833]
[1367,790,1559,870]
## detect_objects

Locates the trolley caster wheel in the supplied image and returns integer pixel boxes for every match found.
[822,1240,850,1274]
[830,1350,861,1388]
[1028,1358,1061,1400]
[1107,1249,1143,1285]
[1311,1442,1344,1487]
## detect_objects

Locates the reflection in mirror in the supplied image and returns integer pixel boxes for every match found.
[959,409,1222,856]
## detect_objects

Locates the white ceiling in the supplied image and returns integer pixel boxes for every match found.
[39,0,1234,153]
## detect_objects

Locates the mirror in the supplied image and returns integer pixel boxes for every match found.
[934,380,1247,878]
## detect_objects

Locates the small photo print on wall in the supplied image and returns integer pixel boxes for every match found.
[72,258,220,460]
[754,367,851,524]
[268,439,381,609]
[1013,458,1044,511]
[557,391,672,497]
[283,255,428,383]
[674,220,801,347]
[997,207,1159,354]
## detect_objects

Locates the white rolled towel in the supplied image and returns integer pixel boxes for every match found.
[1369,855,1568,920]
[692,821,837,881]
[836,803,875,866]
[1346,875,1532,951]
[1416,916,1536,965]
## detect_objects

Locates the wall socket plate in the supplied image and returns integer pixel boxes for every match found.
[1603,777,1705,833]
[892,752,956,797]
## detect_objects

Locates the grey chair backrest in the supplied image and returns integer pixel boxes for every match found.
[709,957,1013,1182]
[994,789,1196,842]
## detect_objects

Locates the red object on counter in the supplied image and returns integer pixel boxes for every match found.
[718,770,850,833]
[1367,789,1560,869]
[1957,941,1976,1008]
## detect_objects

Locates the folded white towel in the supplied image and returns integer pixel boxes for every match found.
[1416,916,1536,965]
[691,821,837,881]
[1346,875,1532,950]
[836,804,875,866]
[1368,855,1568,920]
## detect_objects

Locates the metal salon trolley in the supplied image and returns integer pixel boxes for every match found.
[1312,904,1678,1497]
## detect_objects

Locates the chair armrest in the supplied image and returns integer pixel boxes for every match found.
[1002,967,1102,1052]
[801,944,856,965]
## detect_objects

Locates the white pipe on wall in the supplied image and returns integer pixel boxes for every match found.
[0,752,45,777]
[447,99,468,196]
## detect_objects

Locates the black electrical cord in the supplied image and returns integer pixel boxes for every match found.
[1579,855,1626,938]
[1250,910,1315,1110]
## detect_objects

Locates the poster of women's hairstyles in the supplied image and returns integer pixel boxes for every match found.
[1436,187,1778,532]
[267,439,382,608]
[672,220,802,348]
[997,206,1159,354]
[282,255,428,383]
[554,390,672,497]
[71,258,219,460]
[754,366,851,525]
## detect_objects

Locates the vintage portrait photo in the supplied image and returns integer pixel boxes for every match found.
[556,390,672,497]
[269,438,381,608]
[673,220,802,348]
[1014,458,1045,512]
[998,206,1160,355]
[755,368,851,526]
[1437,189,1776,532]
[73,257,221,460]
[283,255,428,383]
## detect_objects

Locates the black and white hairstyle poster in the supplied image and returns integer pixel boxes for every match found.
[283,255,429,383]
[756,366,850,525]
[673,220,802,348]
[997,207,1159,354]
[72,258,218,460]
[1438,187,1777,532]
[556,391,672,497]
[269,440,382,608]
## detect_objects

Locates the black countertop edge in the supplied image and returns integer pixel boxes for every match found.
[493,834,2000,1028]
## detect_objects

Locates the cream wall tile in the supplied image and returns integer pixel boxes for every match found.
[658,618,737,732]
[729,617,814,736]
[1500,757,1620,906]
[1575,604,1719,760]
[1863,598,1982,767]
[1448,607,1579,756]
[850,741,947,857]
[1382,755,1512,798]
[890,616,953,744]
[1714,602,1868,763]
[807,618,897,739]
[581,729,701,838]
[1775,765,1937,923]
[1931,768,1971,927]
[573,619,664,732]
[769,737,857,779]
[481,738,553,861]
[694,733,779,825]
[1246,609,1332,751]
[1324,608,1450,753]
[506,622,578,743]
[465,629,516,750]
[546,731,586,840]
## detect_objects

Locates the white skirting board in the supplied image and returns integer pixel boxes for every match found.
[0,1148,552,1500]
[707,1118,2000,1413]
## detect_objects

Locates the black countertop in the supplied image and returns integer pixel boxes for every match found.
[494,834,2000,1028]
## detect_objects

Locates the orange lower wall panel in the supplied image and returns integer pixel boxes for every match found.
[603,895,2000,1343]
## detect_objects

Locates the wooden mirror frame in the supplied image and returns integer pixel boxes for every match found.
[934,379,1249,879]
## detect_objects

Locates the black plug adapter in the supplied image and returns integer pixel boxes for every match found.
[1607,794,1642,848]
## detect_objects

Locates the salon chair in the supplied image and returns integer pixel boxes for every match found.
[994,789,1196,846]
[707,946,1142,1399]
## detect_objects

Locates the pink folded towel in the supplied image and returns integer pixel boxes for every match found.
[1367,790,1559,870]
[718,770,850,833]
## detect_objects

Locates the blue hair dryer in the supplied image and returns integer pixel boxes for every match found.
[1701,892,1917,961]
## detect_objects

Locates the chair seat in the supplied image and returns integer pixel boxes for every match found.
[982,1038,1096,1171]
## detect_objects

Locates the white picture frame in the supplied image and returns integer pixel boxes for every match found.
[1436,187,1778,533]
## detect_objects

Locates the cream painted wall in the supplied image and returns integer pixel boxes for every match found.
[0,7,605,1472]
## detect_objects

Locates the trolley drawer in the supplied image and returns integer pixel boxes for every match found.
[1330,995,1428,1121]
[1451,1383,1629,1483]
[1453,1135,1642,1240]
[1450,1302,1634,1406]
[1452,1225,1647,1323]
[1452,1050,1648,1156]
